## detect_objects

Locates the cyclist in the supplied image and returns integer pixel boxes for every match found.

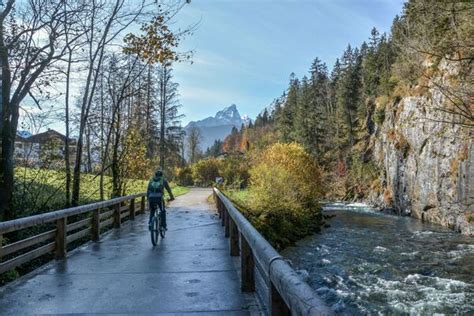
[147,170,174,231]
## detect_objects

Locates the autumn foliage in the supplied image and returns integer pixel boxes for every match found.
[243,143,325,249]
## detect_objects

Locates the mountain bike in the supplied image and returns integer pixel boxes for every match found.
[150,199,166,246]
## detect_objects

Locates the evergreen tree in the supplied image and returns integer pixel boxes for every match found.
[276,73,299,142]
[308,58,330,157]
[335,45,363,149]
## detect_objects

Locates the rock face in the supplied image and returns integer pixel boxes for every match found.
[372,63,473,235]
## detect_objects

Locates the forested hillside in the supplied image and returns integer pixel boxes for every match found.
[219,0,473,234]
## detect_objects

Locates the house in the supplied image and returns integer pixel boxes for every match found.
[15,129,77,167]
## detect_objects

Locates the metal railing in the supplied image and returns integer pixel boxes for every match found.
[213,188,333,316]
[0,194,147,274]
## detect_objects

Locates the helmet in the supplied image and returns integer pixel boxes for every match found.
[155,170,163,177]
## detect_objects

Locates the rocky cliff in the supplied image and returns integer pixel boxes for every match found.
[371,61,473,235]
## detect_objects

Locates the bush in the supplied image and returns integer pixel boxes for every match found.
[174,166,193,186]
[245,143,325,249]
[219,155,250,189]
[191,157,222,186]
[374,96,387,125]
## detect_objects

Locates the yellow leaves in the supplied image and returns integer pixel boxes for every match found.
[191,157,221,186]
[123,14,180,65]
[230,142,326,250]
[122,129,151,181]
[248,142,323,214]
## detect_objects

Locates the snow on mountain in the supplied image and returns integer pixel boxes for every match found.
[241,114,252,126]
[259,95,287,117]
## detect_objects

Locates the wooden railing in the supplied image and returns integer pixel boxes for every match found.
[213,188,333,316]
[0,194,147,275]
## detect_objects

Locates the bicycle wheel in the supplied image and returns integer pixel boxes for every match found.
[158,212,166,238]
[150,216,159,246]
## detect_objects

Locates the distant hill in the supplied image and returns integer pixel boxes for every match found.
[185,104,249,153]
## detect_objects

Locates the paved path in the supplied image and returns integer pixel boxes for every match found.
[0,189,259,315]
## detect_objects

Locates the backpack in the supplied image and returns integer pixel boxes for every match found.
[150,177,164,194]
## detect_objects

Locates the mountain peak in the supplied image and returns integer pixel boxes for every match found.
[185,104,246,154]
[215,104,240,122]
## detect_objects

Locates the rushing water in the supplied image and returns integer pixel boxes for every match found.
[282,204,474,315]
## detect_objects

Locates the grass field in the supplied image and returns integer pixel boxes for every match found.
[13,167,189,217]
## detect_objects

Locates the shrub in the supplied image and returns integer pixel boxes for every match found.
[191,157,221,186]
[174,166,193,186]
[219,155,250,189]
[374,97,387,125]
[245,143,324,249]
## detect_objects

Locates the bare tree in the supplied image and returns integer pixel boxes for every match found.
[0,0,85,219]
[156,63,184,171]
[187,126,201,164]
[71,0,150,206]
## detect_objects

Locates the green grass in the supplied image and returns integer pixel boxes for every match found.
[225,189,250,207]
[13,167,189,217]
[171,186,190,198]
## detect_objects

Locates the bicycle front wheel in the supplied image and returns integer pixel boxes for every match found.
[150,216,159,246]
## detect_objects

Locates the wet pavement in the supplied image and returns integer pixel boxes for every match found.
[0,188,259,315]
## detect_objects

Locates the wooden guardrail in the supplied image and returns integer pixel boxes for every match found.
[213,188,333,316]
[0,194,147,275]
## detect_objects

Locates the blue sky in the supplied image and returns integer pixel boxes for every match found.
[173,0,405,125]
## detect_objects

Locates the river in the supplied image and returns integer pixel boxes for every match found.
[282,204,474,315]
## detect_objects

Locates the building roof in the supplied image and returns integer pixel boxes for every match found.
[17,129,76,145]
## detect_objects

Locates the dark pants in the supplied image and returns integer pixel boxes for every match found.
[149,197,166,229]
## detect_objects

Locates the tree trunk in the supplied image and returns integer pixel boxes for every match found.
[64,49,72,208]
[99,67,105,201]
[0,36,15,220]
[159,66,166,171]
[72,132,84,206]
[86,123,92,173]
[111,109,122,198]
[0,98,19,221]
[146,65,152,157]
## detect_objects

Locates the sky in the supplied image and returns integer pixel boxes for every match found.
[173,0,405,125]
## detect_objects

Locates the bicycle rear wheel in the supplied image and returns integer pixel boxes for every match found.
[158,213,166,238]
[150,216,159,246]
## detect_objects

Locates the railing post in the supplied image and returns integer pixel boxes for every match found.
[141,196,146,214]
[113,203,121,228]
[213,190,219,216]
[224,207,230,238]
[218,198,222,218]
[55,217,67,260]
[221,203,225,226]
[0,233,3,262]
[130,198,135,220]
[229,218,239,256]
[270,283,291,316]
[240,233,255,292]
[92,208,100,241]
